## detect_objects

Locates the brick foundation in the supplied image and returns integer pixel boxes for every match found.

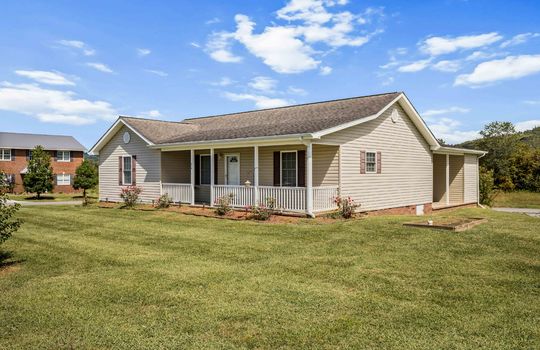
[363,203,433,216]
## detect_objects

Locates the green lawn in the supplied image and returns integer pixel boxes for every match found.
[0,206,539,349]
[7,189,97,202]
[493,191,540,209]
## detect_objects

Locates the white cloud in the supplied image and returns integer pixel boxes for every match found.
[210,77,235,86]
[57,39,95,56]
[523,100,540,105]
[144,69,168,77]
[205,0,384,73]
[190,42,201,48]
[0,82,116,125]
[465,50,502,61]
[223,92,291,109]
[398,59,432,72]
[86,62,114,74]
[420,32,502,56]
[137,48,151,56]
[15,70,75,86]
[248,76,277,92]
[320,65,333,75]
[432,60,461,72]
[427,117,479,144]
[206,17,221,25]
[206,31,243,63]
[500,33,540,48]
[141,110,162,118]
[422,106,470,117]
[515,119,540,131]
[455,54,540,87]
[287,86,308,95]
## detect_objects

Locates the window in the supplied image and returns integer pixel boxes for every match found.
[57,174,71,186]
[366,152,376,173]
[57,151,70,162]
[27,150,32,160]
[200,155,211,185]
[0,149,11,161]
[3,173,14,184]
[122,156,132,185]
[281,151,297,187]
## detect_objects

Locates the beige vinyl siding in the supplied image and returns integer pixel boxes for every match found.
[463,154,478,203]
[320,102,432,211]
[433,154,447,203]
[98,125,161,202]
[258,145,306,186]
[313,144,339,186]
[449,155,464,203]
[161,151,190,183]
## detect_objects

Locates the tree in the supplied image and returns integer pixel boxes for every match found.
[23,146,53,199]
[477,121,520,190]
[73,160,98,205]
[1,173,21,246]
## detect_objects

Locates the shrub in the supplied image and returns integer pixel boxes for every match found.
[249,197,276,221]
[334,196,359,219]
[0,173,21,245]
[73,159,98,205]
[479,167,497,206]
[120,186,142,208]
[156,194,173,209]
[214,193,234,216]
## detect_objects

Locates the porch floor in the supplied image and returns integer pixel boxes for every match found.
[432,201,474,210]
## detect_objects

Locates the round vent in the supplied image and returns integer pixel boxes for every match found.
[391,109,399,123]
[123,131,131,144]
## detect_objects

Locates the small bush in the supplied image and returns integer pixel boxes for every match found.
[214,193,234,216]
[334,196,360,219]
[155,194,173,209]
[479,167,498,206]
[1,173,21,245]
[120,186,142,208]
[249,197,276,221]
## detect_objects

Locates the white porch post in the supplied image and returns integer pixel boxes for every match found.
[338,145,342,196]
[306,142,314,217]
[190,149,195,205]
[254,146,259,205]
[445,154,450,205]
[210,148,215,206]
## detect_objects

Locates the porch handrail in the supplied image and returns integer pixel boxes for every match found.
[213,185,254,207]
[162,183,192,203]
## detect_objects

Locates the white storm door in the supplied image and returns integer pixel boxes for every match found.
[225,154,240,185]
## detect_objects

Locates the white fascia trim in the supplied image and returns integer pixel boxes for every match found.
[432,146,487,156]
[89,118,154,155]
[152,133,312,151]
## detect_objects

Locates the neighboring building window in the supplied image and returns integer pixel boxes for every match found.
[28,150,33,160]
[0,148,12,161]
[57,151,71,162]
[200,155,211,185]
[122,156,132,185]
[57,174,71,186]
[281,151,297,187]
[366,152,376,173]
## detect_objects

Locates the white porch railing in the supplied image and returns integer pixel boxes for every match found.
[162,183,192,203]
[213,185,254,207]
[313,186,339,212]
[258,186,306,212]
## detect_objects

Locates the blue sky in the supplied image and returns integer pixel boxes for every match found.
[1,0,539,149]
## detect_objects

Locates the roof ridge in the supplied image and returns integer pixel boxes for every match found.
[119,115,193,125]
[183,91,402,121]
[0,131,78,138]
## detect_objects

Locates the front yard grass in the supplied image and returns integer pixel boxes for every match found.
[0,206,539,349]
[7,189,97,202]
[493,191,540,208]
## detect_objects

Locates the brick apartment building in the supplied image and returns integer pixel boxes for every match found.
[0,132,86,193]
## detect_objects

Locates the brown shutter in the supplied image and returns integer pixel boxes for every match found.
[376,151,382,174]
[118,156,123,185]
[69,151,73,162]
[131,156,137,185]
[360,151,366,174]
[214,154,218,185]
[10,150,15,161]
[297,150,305,187]
[195,155,200,185]
[273,152,280,186]
[54,151,58,162]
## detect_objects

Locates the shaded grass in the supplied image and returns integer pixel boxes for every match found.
[493,191,540,209]
[8,189,97,202]
[0,206,539,349]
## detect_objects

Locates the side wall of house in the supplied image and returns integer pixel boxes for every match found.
[449,155,464,203]
[463,154,479,203]
[161,151,190,183]
[99,125,161,202]
[320,102,433,211]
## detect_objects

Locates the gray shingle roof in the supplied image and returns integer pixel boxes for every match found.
[0,132,86,151]
[121,92,401,145]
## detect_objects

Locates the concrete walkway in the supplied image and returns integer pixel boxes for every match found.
[6,200,83,206]
[493,207,540,218]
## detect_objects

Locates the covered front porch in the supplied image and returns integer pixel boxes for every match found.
[159,143,340,216]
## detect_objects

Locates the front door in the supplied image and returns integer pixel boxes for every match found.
[225,155,240,185]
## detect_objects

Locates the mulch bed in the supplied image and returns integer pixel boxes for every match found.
[403,218,487,232]
[96,202,343,224]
